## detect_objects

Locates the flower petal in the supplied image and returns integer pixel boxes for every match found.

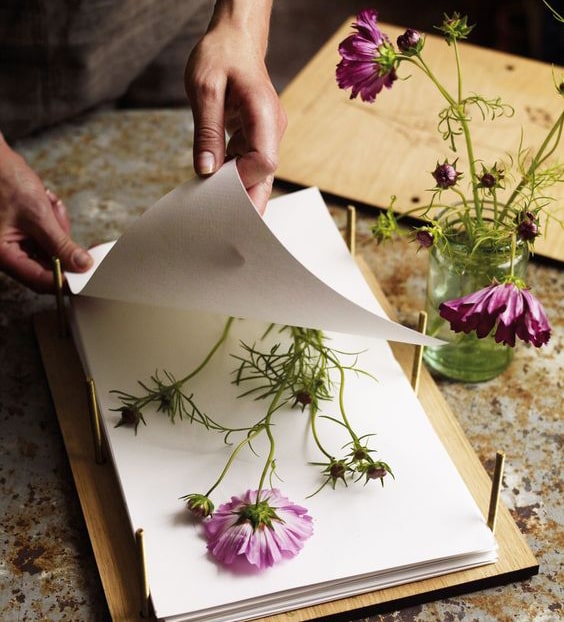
[336,10,397,102]
[440,282,551,348]
[203,489,313,570]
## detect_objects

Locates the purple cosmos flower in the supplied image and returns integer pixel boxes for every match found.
[336,9,397,103]
[432,160,461,189]
[204,489,313,570]
[439,282,551,347]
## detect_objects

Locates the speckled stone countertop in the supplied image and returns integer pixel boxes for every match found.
[1,108,562,622]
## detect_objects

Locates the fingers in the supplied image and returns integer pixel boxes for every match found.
[244,175,274,216]
[0,141,91,292]
[0,242,54,293]
[229,88,287,212]
[23,195,93,276]
[1,200,93,292]
[45,188,72,234]
[185,62,227,177]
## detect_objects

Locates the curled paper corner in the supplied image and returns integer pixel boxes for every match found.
[65,160,442,347]
[66,241,115,295]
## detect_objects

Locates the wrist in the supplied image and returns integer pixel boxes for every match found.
[209,0,272,57]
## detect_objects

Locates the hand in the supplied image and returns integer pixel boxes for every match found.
[0,136,93,293]
[184,0,286,214]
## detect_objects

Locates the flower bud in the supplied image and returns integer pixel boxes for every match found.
[416,230,434,248]
[432,161,461,189]
[159,394,172,411]
[366,464,388,480]
[115,406,143,432]
[397,29,423,55]
[478,164,504,190]
[353,447,370,461]
[329,461,347,480]
[517,218,539,241]
[479,173,496,188]
[438,12,474,44]
[294,390,312,407]
[186,494,215,519]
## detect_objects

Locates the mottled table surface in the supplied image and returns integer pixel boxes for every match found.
[1,108,562,622]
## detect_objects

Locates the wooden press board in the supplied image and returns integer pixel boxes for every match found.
[277,20,564,263]
[34,257,537,622]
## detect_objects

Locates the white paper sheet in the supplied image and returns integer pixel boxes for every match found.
[67,179,495,622]
[66,161,440,346]
[70,301,496,622]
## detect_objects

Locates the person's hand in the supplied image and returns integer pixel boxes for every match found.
[184,0,286,214]
[0,136,93,293]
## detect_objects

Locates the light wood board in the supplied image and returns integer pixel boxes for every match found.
[34,258,537,622]
[277,20,564,263]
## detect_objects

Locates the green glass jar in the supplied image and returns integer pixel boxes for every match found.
[423,240,529,382]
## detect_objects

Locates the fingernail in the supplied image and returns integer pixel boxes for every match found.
[197,151,216,175]
[72,248,92,270]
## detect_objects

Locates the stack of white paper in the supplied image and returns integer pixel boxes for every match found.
[67,162,496,622]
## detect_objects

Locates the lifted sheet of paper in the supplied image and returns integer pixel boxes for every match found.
[66,161,439,346]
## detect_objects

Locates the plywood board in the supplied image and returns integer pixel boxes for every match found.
[278,20,563,262]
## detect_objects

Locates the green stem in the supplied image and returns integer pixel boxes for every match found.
[509,233,516,278]
[309,406,333,460]
[178,316,234,384]
[452,39,481,219]
[407,56,456,106]
[412,48,482,222]
[325,351,358,445]
[255,382,286,501]
[501,110,564,218]
[453,38,463,111]
[204,426,262,498]
[492,188,499,225]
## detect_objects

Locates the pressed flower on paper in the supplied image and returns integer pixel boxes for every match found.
[114,321,394,570]
[204,489,313,570]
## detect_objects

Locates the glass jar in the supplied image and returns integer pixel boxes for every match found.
[423,239,529,382]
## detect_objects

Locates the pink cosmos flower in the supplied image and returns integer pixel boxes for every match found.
[439,282,551,347]
[336,9,397,102]
[204,489,313,570]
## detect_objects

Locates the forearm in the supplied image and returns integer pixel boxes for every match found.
[208,0,273,56]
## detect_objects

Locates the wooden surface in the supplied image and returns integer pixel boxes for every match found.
[278,20,564,263]
[33,260,537,622]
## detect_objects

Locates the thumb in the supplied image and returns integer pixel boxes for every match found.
[29,208,92,273]
[52,235,93,273]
